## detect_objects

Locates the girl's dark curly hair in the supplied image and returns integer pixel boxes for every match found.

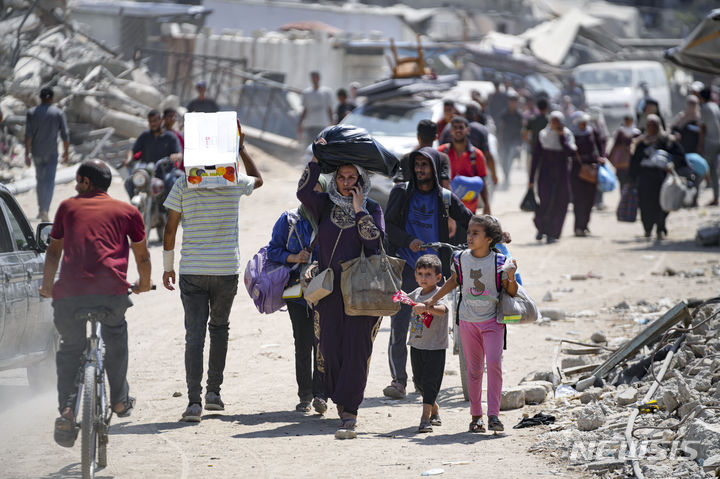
[468,214,511,247]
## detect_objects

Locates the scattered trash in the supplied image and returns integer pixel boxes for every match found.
[542,291,554,302]
[440,461,470,466]
[554,384,577,398]
[420,468,444,476]
[172,391,182,397]
[514,413,556,429]
[260,343,280,349]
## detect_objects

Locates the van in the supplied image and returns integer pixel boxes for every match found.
[573,61,671,129]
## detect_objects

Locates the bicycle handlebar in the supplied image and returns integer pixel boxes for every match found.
[419,242,467,252]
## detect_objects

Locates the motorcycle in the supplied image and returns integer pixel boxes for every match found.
[129,158,181,242]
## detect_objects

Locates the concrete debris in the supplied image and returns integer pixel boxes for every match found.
[576,406,605,431]
[0,9,174,180]
[519,383,548,405]
[579,387,603,404]
[500,387,525,411]
[685,419,720,461]
[542,291,554,302]
[615,387,637,406]
[590,332,607,344]
[521,370,554,384]
[702,454,720,473]
[529,303,720,478]
[539,308,565,321]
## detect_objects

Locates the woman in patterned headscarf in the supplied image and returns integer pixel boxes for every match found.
[297,156,385,440]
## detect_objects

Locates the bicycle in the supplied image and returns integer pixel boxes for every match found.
[70,285,155,479]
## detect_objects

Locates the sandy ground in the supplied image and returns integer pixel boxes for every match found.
[0,146,718,479]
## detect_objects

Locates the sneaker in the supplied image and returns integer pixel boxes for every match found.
[312,397,328,415]
[382,381,406,399]
[204,392,224,411]
[418,420,433,433]
[488,415,504,432]
[182,403,202,422]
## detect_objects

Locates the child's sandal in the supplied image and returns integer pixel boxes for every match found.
[469,418,485,433]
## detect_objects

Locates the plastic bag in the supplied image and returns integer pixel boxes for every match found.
[311,125,399,177]
[598,163,617,192]
[520,188,538,212]
[686,153,709,178]
[659,170,687,212]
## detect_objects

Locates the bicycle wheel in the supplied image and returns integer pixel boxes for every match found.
[81,364,98,479]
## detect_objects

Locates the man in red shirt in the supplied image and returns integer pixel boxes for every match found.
[40,159,152,447]
[439,116,493,214]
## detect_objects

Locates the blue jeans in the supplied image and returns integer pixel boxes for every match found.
[33,154,58,214]
[179,274,238,403]
[53,295,133,413]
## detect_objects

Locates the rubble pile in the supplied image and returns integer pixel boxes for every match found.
[0,6,177,181]
[523,301,720,478]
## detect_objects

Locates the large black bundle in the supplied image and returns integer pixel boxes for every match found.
[311,125,399,177]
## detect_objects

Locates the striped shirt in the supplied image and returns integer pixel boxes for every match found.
[164,175,254,275]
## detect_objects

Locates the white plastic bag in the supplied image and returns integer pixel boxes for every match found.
[659,170,687,212]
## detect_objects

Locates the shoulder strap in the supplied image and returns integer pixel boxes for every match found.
[494,251,506,294]
[441,188,451,218]
[453,250,465,286]
[469,148,478,177]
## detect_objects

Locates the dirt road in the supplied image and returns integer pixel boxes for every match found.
[1,147,718,479]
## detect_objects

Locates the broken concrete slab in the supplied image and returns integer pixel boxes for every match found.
[519,384,548,404]
[685,419,720,461]
[500,387,525,411]
[616,387,638,406]
[576,407,605,431]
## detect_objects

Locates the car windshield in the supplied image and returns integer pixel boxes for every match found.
[341,103,432,137]
[576,69,632,89]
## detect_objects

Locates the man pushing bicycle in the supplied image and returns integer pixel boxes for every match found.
[40,159,152,447]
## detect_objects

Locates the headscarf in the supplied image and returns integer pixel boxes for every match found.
[670,95,700,130]
[298,174,328,234]
[327,164,371,216]
[570,112,592,137]
[589,106,609,139]
[538,111,577,151]
[638,114,666,145]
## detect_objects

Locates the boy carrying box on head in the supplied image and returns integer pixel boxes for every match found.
[407,254,450,433]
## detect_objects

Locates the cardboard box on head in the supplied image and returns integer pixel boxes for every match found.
[184,111,240,188]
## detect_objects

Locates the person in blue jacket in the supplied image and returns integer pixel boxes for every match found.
[267,176,328,414]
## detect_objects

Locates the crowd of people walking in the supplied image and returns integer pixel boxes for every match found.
[27,69,720,446]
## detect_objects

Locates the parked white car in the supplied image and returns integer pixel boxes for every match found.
[574,61,671,128]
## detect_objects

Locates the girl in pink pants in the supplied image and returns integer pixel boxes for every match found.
[427,215,519,433]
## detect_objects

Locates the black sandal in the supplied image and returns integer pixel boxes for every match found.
[114,396,136,418]
[469,418,485,433]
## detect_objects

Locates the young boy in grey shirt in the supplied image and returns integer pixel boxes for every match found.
[407,254,450,433]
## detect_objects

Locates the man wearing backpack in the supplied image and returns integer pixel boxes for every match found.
[382,147,473,399]
[438,116,495,215]
[161,124,263,422]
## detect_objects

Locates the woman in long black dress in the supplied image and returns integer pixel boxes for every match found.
[629,114,687,240]
[297,156,385,439]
